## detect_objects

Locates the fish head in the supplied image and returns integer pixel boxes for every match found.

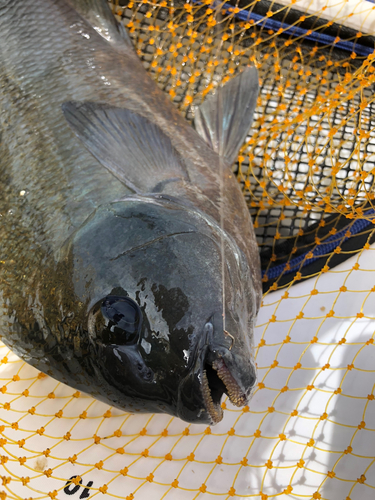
[62,194,257,424]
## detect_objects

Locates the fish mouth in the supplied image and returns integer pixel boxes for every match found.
[201,355,248,424]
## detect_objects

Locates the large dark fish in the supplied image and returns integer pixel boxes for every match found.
[0,0,262,424]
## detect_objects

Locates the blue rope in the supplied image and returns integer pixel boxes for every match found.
[264,209,375,279]
[192,1,374,56]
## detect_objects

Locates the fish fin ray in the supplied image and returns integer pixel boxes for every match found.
[62,101,189,193]
[194,67,259,165]
[67,0,132,47]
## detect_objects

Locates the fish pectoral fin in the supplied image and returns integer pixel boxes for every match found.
[194,66,259,166]
[62,102,189,193]
[67,0,132,48]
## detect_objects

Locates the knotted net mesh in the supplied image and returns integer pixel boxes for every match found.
[1,1,375,499]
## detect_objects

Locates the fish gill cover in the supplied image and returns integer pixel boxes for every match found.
[0,0,375,499]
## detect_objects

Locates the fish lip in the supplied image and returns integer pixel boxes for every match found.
[200,349,250,425]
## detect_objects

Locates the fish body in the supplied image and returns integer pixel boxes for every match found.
[0,0,262,424]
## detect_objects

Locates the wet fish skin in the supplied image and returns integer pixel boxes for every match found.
[0,0,262,424]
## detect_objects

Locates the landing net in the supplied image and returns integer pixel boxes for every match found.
[1,1,375,499]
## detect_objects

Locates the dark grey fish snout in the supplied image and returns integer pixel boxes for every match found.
[201,341,257,424]
[178,317,257,425]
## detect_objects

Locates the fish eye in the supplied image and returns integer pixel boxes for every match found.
[88,295,142,345]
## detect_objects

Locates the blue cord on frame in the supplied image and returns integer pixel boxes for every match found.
[263,209,375,280]
[192,0,374,56]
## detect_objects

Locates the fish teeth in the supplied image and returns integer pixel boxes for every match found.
[212,358,247,407]
[202,370,223,424]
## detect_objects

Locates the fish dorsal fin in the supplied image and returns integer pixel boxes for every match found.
[67,0,132,47]
[194,67,259,166]
[62,102,189,193]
